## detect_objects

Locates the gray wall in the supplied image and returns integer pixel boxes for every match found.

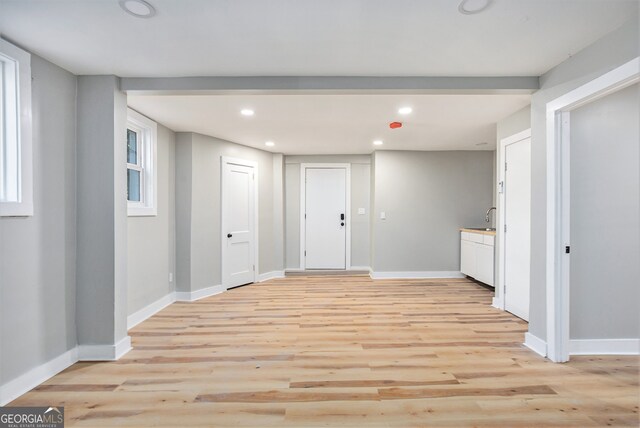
[127,124,176,315]
[494,105,532,301]
[175,133,281,292]
[569,83,639,340]
[284,155,371,269]
[0,56,77,384]
[528,18,639,340]
[372,150,494,272]
[76,75,129,346]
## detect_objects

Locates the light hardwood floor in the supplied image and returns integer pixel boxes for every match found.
[10,276,640,427]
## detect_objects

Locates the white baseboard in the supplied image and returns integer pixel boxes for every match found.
[570,338,640,355]
[349,266,372,272]
[127,292,176,329]
[492,297,504,310]
[175,284,225,302]
[258,270,285,282]
[370,271,464,279]
[0,347,78,406]
[524,332,547,357]
[78,336,132,361]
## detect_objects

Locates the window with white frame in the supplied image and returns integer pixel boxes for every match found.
[0,39,32,217]
[126,108,157,216]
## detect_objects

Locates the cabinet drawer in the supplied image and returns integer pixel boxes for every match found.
[483,235,495,246]
[461,232,471,241]
[468,233,484,244]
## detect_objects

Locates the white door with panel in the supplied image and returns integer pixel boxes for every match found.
[504,137,531,321]
[222,159,257,289]
[304,168,347,269]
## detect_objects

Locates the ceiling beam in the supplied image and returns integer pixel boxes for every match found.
[120,76,539,95]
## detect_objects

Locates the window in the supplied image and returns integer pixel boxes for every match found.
[0,39,32,217]
[126,108,157,216]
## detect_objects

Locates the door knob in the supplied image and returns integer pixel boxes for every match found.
[227,233,232,238]
[341,222,345,226]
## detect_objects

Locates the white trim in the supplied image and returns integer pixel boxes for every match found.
[349,266,372,272]
[370,271,464,279]
[221,156,259,289]
[257,270,285,282]
[0,38,33,217]
[524,332,547,357]
[127,108,158,216]
[127,292,176,329]
[0,348,78,406]
[78,336,132,361]
[570,339,640,355]
[545,57,640,363]
[299,163,352,270]
[496,128,531,312]
[175,284,225,302]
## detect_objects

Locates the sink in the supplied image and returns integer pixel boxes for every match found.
[466,227,496,231]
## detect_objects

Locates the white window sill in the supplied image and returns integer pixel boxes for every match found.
[128,206,157,217]
[0,201,34,217]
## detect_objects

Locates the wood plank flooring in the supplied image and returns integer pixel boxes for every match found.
[9,276,639,427]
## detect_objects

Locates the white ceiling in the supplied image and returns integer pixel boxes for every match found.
[0,0,636,77]
[128,94,531,154]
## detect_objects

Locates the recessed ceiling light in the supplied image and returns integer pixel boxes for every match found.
[373,140,384,146]
[458,0,492,15]
[265,141,275,147]
[240,109,255,116]
[119,0,156,18]
[398,107,413,115]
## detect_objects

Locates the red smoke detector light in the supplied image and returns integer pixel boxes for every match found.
[389,122,402,129]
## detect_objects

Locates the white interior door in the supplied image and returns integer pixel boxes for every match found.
[305,168,346,269]
[222,159,256,289]
[504,137,531,321]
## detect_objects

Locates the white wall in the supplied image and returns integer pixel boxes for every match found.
[284,155,371,269]
[372,150,494,273]
[0,55,77,385]
[127,124,176,315]
[528,18,639,341]
[569,83,639,340]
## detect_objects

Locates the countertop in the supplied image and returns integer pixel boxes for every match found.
[460,227,496,236]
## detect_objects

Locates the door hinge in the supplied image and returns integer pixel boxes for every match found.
[504,224,507,233]
[253,265,255,271]
[304,213,306,219]
[304,250,306,257]
[505,163,508,171]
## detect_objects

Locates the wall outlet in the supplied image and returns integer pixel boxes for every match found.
[169,272,173,282]
[358,208,366,215]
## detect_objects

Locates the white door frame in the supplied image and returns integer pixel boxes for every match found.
[221,156,259,289]
[299,163,351,270]
[545,57,639,362]
[495,128,531,311]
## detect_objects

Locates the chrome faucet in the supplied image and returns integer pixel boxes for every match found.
[485,207,496,223]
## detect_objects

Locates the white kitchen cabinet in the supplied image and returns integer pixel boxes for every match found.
[460,231,495,286]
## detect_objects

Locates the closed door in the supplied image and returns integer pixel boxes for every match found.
[222,160,256,289]
[504,138,531,320]
[305,168,346,269]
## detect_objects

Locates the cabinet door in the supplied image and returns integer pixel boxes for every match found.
[460,239,476,277]
[476,244,495,286]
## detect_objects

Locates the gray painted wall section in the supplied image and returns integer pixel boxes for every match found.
[127,124,176,315]
[175,133,278,292]
[175,133,193,293]
[284,155,371,269]
[76,75,128,346]
[569,84,639,340]
[372,151,493,272]
[0,55,77,384]
[528,18,639,341]
[272,154,285,272]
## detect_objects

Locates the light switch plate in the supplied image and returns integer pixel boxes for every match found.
[358,208,366,215]
[380,211,386,220]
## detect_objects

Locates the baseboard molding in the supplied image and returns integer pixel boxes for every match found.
[78,336,132,361]
[0,347,78,406]
[350,266,372,272]
[524,332,547,357]
[175,284,225,302]
[127,292,176,329]
[258,270,285,282]
[492,297,504,310]
[370,271,464,279]
[570,338,640,355]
